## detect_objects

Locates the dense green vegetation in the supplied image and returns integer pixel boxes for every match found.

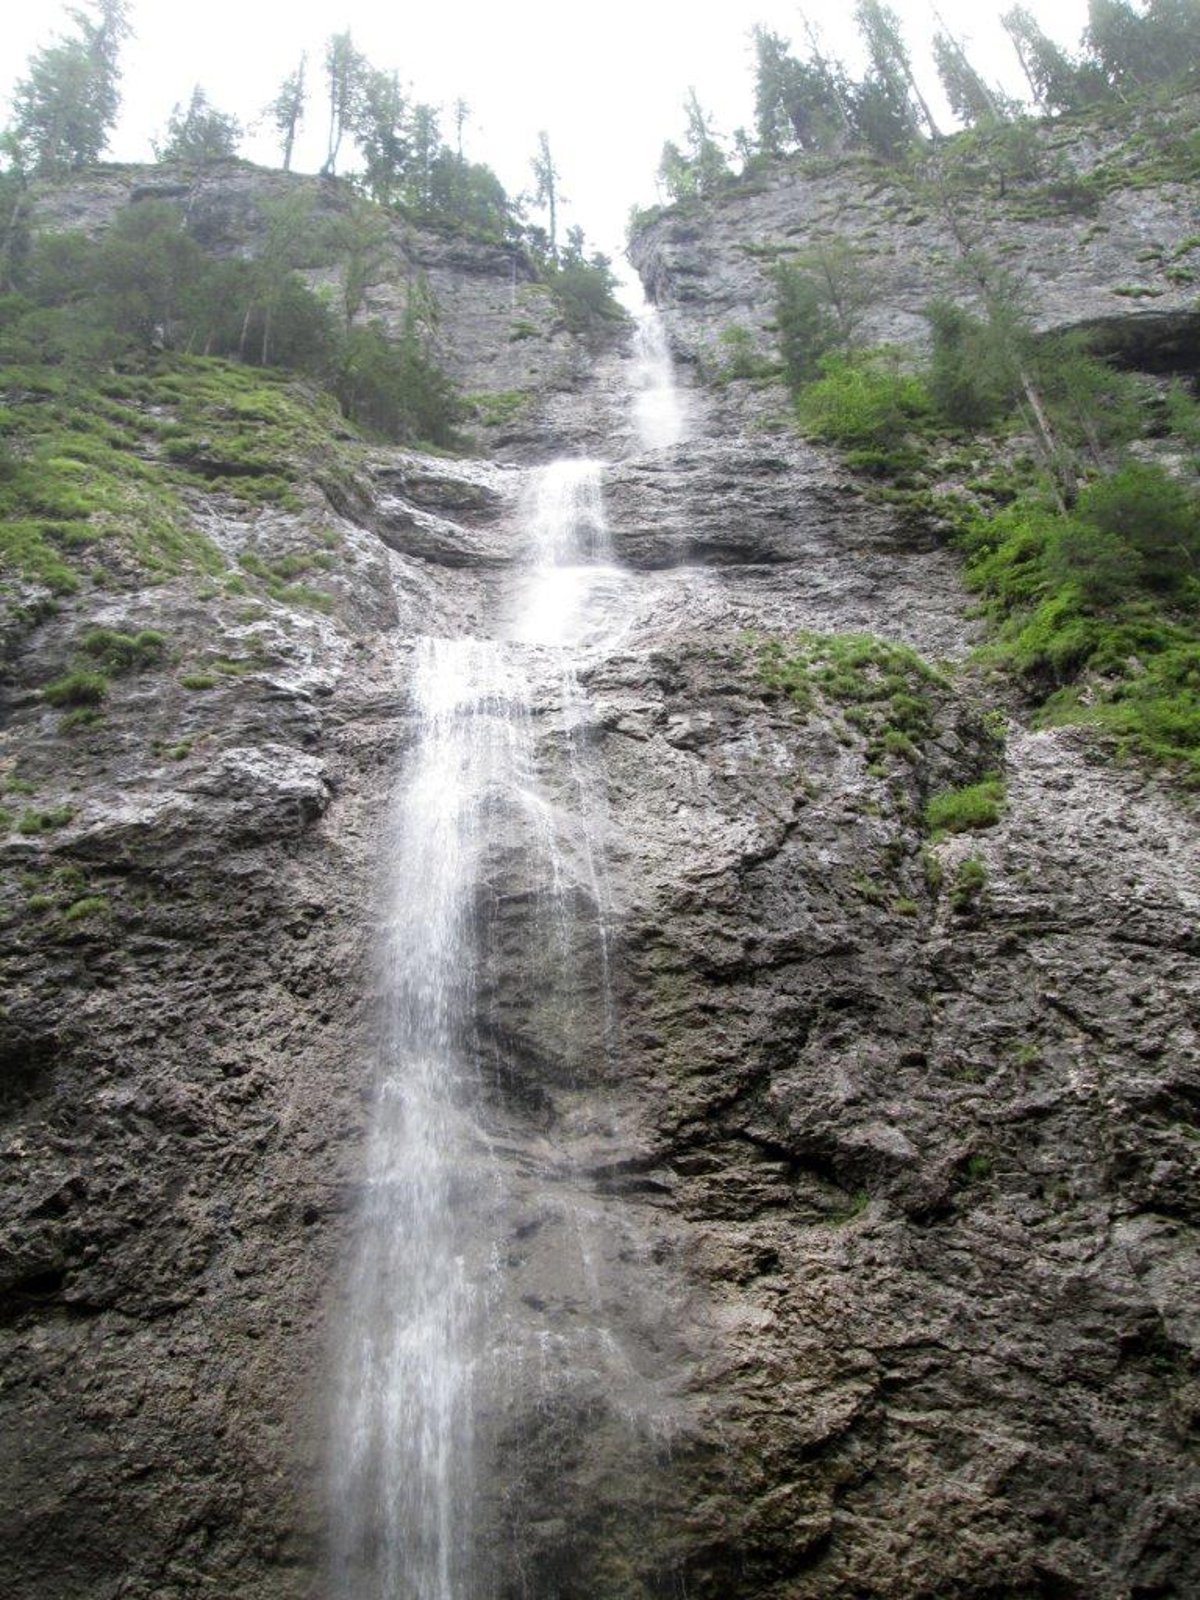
[766,229,1200,780]
[647,3,1199,786]
[0,0,626,584]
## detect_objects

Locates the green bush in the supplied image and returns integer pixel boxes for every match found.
[950,855,988,912]
[925,775,1005,836]
[16,804,74,834]
[63,894,108,922]
[925,299,1016,429]
[43,669,107,707]
[80,626,166,672]
[1042,517,1133,608]
[1075,462,1199,596]
[795,351,931,452]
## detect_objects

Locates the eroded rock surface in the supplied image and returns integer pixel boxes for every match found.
[1,148,1198,1600]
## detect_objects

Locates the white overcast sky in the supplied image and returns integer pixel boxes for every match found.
[3,1,1091,269]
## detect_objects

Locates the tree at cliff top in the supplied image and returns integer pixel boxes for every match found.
[1087,0,1200,92]
[657,90,730,202]
[154,86,241,164]
[854,0,942,140]
[752,24,849,154]
[9,0,131,174]
[321,30,366,177]
[530,131,561,262]
[931,14,1011,127]
[999,5,1103,112]
[269,55,307,174]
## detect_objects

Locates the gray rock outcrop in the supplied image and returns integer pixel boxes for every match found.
[1,139,1198,1600]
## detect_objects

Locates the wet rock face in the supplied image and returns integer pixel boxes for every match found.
[2,157,1199,1600]
[0,439,513,1596]
[468,620,1200,1599]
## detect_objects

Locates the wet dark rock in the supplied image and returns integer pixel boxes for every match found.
[1,145,1199,1600]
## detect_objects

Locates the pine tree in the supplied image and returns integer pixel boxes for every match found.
[321,31,366,176]
[854,0,942,140]
[11,0,131,173]
[270,55,307,173]
[682,90,730,195]
[753,26,798,153]
[156,86,241,163]
[1000,6,1090,112]
[931,12,1006,126]
[530,131,561,261]
[1140,0,1200,82]
[350,68,408,205]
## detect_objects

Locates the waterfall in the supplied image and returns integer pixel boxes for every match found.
[329,317,685,1598]
[328,636,535,1600]
[630,306,686,453]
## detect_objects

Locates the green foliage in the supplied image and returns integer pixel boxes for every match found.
[956,465,1200,778]
[269,54,307,172]
[706,323,776,384]
[925,300,1017,429]
[1075,461,1199,595]
[950,855,988,911]
[758,629,944,768]
[155,86,241,162]
[16,804,74,834]
[543,250,626,338]
[0,197,463,458]
[468,389,530,427]
[9,1,131,174]
[925,775,1005,836]
[63,894,108,921]
[932,30,1008,127]
[334,318,460,445]
[0,346,366,595]
[658,90,731,202]
[774,238,875,390]
[79,626,166,671]
[795,350,931,465]
[43,668,107,707]
[752,24,850,154]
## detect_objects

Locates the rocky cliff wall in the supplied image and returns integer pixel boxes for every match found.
[630,90,1200,371]
[1,142,1198,1600]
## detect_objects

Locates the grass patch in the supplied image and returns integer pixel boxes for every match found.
[79,626,166,672]
[758,629,945,767]
[467,389,531,427]
[63,895,108,922]
[42,669,107,707]
[925,774,1005,837]
[0,355,366,596]
[950,855,988,913]
[16,804,74,834]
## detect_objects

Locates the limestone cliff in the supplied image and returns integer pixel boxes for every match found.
[1,116,1198,1600]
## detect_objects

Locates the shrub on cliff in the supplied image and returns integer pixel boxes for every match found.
[1075,462,1199,596]
[794,350,931,471]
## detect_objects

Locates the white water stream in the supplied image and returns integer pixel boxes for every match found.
[329,307,683,1598]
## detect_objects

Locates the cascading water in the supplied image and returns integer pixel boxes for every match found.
[329,307,687,1598]
[328,637,537,1600]
[630,306,686,453]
